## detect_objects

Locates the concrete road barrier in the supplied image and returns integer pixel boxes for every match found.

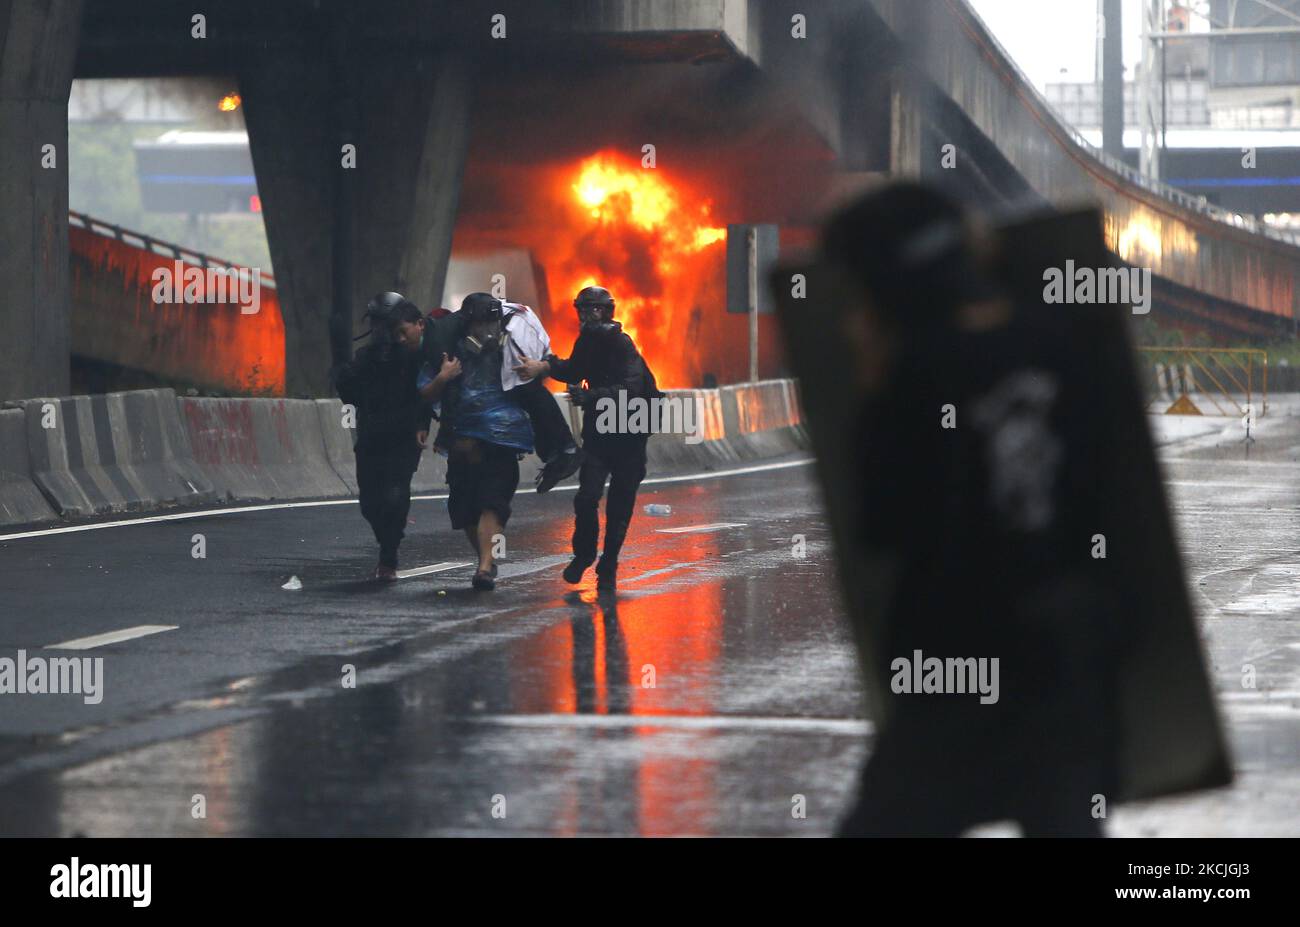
[20,390,214,517]
[410,448,449,494]
[112,389,217,508]
[644,388,742,471]
[573,382,809,474]
[179,397,351,502]
[0,408,57,526]
[7,381,805,521]
[719,380,808,460]
[19,396,107,517]
[315,398,360,494]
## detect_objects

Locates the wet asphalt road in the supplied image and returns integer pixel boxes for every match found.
[1111,398,1300,838]
[1,454,870,836]
[1,410,1298,836]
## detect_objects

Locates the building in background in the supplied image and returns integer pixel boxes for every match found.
[68,77,271,270]
[1045,0,1300,231]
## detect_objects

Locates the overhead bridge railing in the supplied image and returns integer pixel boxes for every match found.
[68,211,275,287]
[1137,347,1268,418]
[1062,129,1300,249]
[951,0,1300,249]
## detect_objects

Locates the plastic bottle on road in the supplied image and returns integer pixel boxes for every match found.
[643,504,672,517]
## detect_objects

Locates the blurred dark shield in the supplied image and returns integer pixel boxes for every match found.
[772,206,1232,802]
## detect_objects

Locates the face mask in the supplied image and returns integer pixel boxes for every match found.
[461,322,503,356]
[577,306,616,333]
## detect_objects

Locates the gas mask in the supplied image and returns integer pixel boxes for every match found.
[576,304,620,338]
[573,286,618,336]
[458,292,506,355]
[460,320,503,356]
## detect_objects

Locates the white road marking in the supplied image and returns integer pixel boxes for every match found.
[46,625,179,650]
[396,561,472,579]
[496,555,571,580]
[655,522,747,534]
[1167,481,1298,491]
[636,458,810,487]
[0,458,814,543]
[469,713,872,735]
[621,561,695,584]
[0,499,359,542]
[1163,458,1300,468]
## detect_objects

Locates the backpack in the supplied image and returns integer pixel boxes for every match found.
[639,352,665,401]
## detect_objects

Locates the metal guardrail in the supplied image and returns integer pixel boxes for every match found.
[1137,346,1268,418]
[68,211,275,287]
[1068,134,1300,248]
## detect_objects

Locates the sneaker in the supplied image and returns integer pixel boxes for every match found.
[373,564,398,582]
[562,557,594,584]
[536,447,584,494]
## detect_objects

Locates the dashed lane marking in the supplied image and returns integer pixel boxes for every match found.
[46,625,179,650]
[655,522,747,534]
[395,561,473,579]
[468,713,872,735]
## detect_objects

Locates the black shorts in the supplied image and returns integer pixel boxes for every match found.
[445,438,521,530]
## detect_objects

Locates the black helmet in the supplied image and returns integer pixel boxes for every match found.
[574,285,615,315]
[357,291,419,342]
[364,291,418,324]
[461,291,504,323]
[574,286,616,335]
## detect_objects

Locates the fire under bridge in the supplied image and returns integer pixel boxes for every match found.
[4,0,1299,400]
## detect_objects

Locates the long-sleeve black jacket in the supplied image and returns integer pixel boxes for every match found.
[333,342,432,453]
[546,324,661,443]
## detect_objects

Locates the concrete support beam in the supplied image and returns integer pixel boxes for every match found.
[397,55,474,315]
[889,69,924,178]
[750,0,898,172]
[0,0,83,401]
[347,50,475,326]
[240,48,334,399]
[242,34,474,397]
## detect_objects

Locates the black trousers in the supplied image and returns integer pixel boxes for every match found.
[510,379,576,463]
[572,437,647,572]
[356,443,421,567]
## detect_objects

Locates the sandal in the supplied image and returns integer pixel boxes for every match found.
[471,563,498,591]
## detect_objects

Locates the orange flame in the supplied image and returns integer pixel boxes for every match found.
[542,152,725,387]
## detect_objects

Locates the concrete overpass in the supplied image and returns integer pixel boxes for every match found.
[3,0,1299,401]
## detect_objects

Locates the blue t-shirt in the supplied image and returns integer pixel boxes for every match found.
[417,363,441,419]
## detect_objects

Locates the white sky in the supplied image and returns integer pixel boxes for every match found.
[968,0,1145,90]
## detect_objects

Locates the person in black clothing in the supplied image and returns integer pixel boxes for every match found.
[332,292,433,581]
[514,285,661,593]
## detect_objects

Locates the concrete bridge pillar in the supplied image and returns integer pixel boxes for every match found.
[889,69,925,179]
[241,16,473,397]
[0,0,83,400]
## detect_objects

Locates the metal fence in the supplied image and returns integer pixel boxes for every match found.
[1137,346,1268,418]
